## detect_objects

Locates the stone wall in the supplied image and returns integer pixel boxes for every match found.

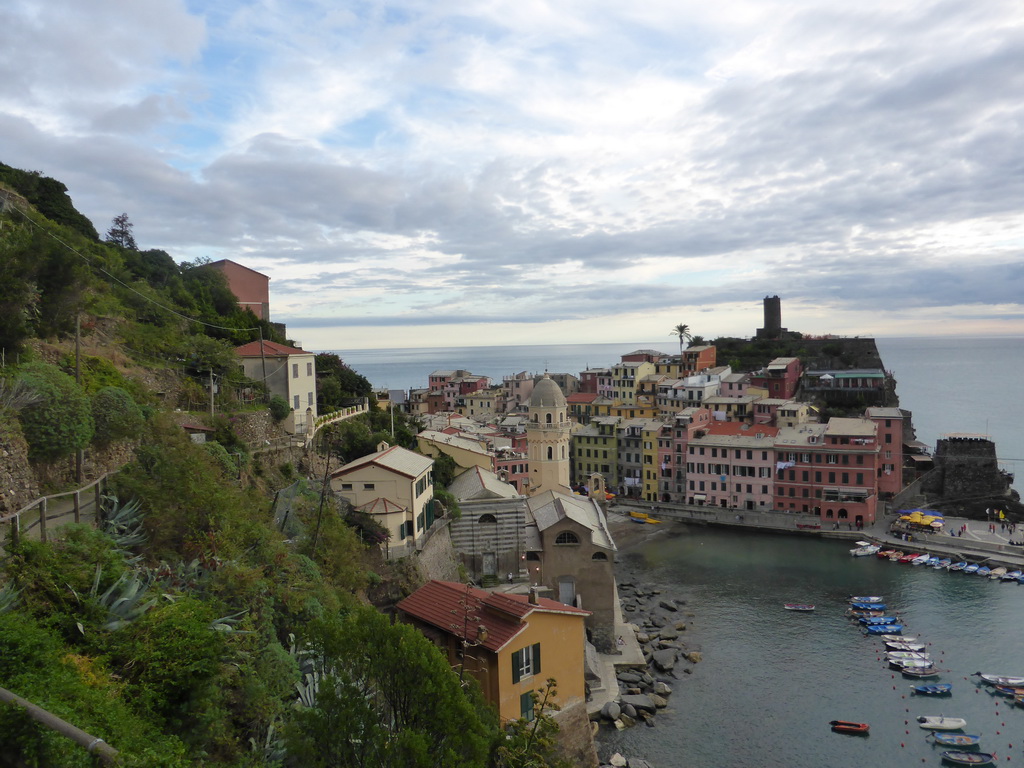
[922,436,1011,501]
[414,519,462,582]
[0,420,38,516]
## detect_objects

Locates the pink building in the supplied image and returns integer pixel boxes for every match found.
[720,372,749,398]
[749,357,802,400]
[865,407,905,499]
[210,259,270,320]
[684,422,780,509]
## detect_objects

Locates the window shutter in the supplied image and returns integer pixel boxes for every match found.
[532,643,541,675]
[511,650,522,683]
[520,691,534,721]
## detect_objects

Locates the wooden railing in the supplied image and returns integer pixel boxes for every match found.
[0,472,116,547]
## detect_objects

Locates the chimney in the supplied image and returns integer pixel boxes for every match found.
[528,587,539,605]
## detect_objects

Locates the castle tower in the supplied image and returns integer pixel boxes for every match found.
[756,294,787,339]
[525,375,572,496]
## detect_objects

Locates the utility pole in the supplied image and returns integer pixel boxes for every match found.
[209,369,215,417]
[74,314,82,483]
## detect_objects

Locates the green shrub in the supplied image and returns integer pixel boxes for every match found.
[92,386,144,446]
[15,362,94,461]
[269,395,290,422]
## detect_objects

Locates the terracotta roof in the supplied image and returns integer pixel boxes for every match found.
[331,444,433,480]
[397,580,588,653]
[358,498,405,515]
[235,339,309,357]
[566,393,599,403]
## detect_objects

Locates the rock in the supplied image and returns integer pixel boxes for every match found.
[622,702,637,719]
[683,667,693,674]
[685,651,703,663]
[650,693,668,708]
[649,615,666,628]
[619,712,636,728]
[619,694,657,713]
[635,632,650,644]
[659,599,678,611]
[675,621,687,631]
[610,752,628,766]
[652,649,677,671]
[617,672,643,685]
[658,628,678,640]
[602,701,621,720]
[624,604,637,612]
[654,681,673,696]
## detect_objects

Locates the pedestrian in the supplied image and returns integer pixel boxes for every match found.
[507,572,513,584]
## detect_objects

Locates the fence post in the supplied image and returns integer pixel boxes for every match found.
[95,482,102,522]
[38,499,47,542]
[73,490,81,523]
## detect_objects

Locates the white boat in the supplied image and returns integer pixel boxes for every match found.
[989,567,1008,580]
[880,634,916,642]
[886,641,927,652]
[850,541,881,557]
[973,672,1024,687]
[847,595,884,603]
[911,554,930,565]
[888,651,931,661]
[896,659,936,670]
[917,716,967,731]
[1004,570,1023,581]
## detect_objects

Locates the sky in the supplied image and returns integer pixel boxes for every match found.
[2,0,1023,351]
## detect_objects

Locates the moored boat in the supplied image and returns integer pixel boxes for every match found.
[829,719,869,735]
[917,715,967,730]
[948,561,967,572]
[888,651,931,661]
[886,641,926,652]
[930,732,981,747]
[879,633,915,641]
[939,751,995,766]
[888,550,905,561]
[991,684,1024,696]
[783,603,815,611]
[935,558,952,569]
[902,666,942,678]
[976,566,992,577]
[876,549,897,559]
[1003,569,1022,581]
[892,659,935,671]
[847,595,883,603]
[924,556,941,567]
[849,541,880,557]
[964,564,980,574]
[849,601,887,610]
[900,552,922,563]
[911,683,952,695]
[973,672,1024,686]
[865,623,903,635]
[859,615,899,625]
[988,567,1007,580]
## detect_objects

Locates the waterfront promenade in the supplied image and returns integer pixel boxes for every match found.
[610,498,1024,570]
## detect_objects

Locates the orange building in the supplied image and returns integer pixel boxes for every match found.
[209,259,270,319]
[397,580,590,723]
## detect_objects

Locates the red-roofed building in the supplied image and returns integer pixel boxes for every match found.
[397,580,590,725]
[235,339,317,434]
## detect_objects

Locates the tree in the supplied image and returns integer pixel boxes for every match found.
[91,386,144,446]
[105,212,138,250]
[15,362,94,462]
[670,323,692,354]
[689,335,706,346]
[285,607,492,768]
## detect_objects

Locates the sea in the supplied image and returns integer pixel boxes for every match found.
[331,336,1024,488]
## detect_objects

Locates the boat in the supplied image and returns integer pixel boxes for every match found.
[939,752,995,766]
[976,566,992,577]
[935,558,952,569]
[783,603,815,611]
[930,732,981,747]
[963,563,979,574]
[848,609,887,619]
[829,719,869,735]
[911,683,952,695]
[991,684,1024,696]
[850,541,880,557]
[888,550,905,561]
[948,561,967,572]
[859,615,899,625]
[876,549,897,559]
[911,554,931,565]
[847,595,883,603]
[888,651,931,661]
[988,567,1007,580]
[900,552,922,563]
[917,715,967,730]
[886,641,927,652]
[880,633,915,642]
[903,666,942,678]
[1015,694,1024,707]
[629,511,664,525]
[973,672,1024,687]
[921,555,940,566]
[864,623,903,635]
[893,658,935,670]
[1003,569,1022,581]
[1018,573,1024,584]
[849,601,887,610]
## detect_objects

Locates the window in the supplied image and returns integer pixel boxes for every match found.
[341,483,352,490]
[398,522,406,540]
[293,395,300,410]
[363,483,375,490]
[520,691,536,721]
[307,391,313,406]
[292,364,299,378]
[827,454,838,464]
[554,531,580,545]
[306,362,313,376]
[512,643,542,683]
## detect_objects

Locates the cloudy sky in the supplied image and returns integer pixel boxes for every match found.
[2,0,1023,350]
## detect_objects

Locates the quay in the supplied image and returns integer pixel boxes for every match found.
[610,499,1024,572]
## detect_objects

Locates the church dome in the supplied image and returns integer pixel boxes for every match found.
[530,375,566,408]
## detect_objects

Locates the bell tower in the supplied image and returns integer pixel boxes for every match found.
[525,375,571,496]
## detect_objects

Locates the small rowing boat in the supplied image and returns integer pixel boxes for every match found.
[783,603,815,611]
[880,633,915,642]
[829,719,869,735]
[939,751,995,766]
[850,601,887,610]
[864,623,903,635]
[930,732,981,747]
[948,561,967,572]
[911,683,952,695]
[847,595,883,603]
[917,715,966,731]
[973,672,1024,687]
[886,641,926,652]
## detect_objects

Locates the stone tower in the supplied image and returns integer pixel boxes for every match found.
[756,294,788,339]
[525,375,572,496]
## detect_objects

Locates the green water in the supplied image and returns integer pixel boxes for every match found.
[600,527,1024,767]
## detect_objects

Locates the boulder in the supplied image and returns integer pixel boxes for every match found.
[652,649,677,671]
[601,701,621,721]
[658,627,678,640]
[650,693,668,708]
[610,752,628,766]
[685,651,703,663]
[654,681,673,696]
[659,599,678,612]
[617,672,643,685]
[619,694,657,713]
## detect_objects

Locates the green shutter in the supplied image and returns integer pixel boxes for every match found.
[532,643,541,675]
[520,691,534,721]
[511,649,522,683]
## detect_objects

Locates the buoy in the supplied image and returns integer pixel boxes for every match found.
[901,743,905,748]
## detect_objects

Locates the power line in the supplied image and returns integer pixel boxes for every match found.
[7,205,260,334]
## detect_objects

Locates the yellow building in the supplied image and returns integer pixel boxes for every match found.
[610,361,655,405]
[397,581,590,723]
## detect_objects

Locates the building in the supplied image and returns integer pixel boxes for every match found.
[684,422,780,509]
[210,259,270,320]
[865,407,906,499]
[234,339,317,434]
[749,357,803,400]
[756,294,788,339]
[396,581,590,725]
[329,443,436,557]
[525,375,572,497]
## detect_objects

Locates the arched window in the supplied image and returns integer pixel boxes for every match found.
[825,509,834,518]
[559,412,564,422]
[525,551,541,561]
[838,508,848,519]
[547,446,553,460]
[546,413,552,424]
[561,445,566,459]
[591,552,608,561]
[555,531,580,545]
[477,513,497,524]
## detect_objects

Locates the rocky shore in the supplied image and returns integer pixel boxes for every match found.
[593,513,701,768]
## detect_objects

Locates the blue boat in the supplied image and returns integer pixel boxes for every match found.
[939,751,995,765]
[850,602,886,610]
[930,732,981,747]
[847,595,883,603]
[977,566,992,577]
[935,558,952,569]
[912,683,952,695]
[948,561,967,572]
[865,623,903,635]
[964,564,979,574]
[859,616,899,625]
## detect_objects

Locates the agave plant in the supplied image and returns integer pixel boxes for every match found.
[99,494,147,551]
[90,567,158,631]
[0,582,21,614]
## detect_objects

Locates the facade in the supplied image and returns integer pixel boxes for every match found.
[209,259,270,320]
[653,346,717,377]
[749,357,803,400]
[865,407,905,498]
[234,339,317,434]
[685,422,780,509]
[610,361,654,405]
[416,430,493,473]
[329,443,436,556]
[571,416,619,488]
[525,376,572,497]
[397,581,590,724]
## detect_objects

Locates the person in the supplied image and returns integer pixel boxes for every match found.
[507,572,513,584]
[616,635,625,646]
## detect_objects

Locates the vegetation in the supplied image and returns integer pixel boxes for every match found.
[670,322,692,355]
[15,362,94,462]
[91,386,145,446]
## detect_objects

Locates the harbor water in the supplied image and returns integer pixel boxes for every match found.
[600,526,1024,767]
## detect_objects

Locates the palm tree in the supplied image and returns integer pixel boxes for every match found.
[671,323,692,354]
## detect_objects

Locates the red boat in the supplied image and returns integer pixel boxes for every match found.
[898,552,921,563]
[830,720,869,735]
